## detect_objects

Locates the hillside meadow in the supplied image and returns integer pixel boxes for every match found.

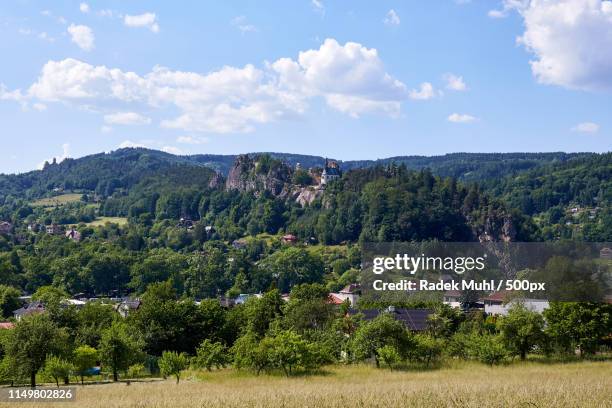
[2,361,610,408]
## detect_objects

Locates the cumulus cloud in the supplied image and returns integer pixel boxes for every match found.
[448,113,477,123]
[571,121,599,133]
[2,38,410,132]
[80,3,90,13]
[496,0,612,91]
[124,13,159,33]
[67,24,94,51]
[442,73,467,91]
[409,82,435,100]
[104,112,152,125]
[272,38,408,116]
[384,9,401,26]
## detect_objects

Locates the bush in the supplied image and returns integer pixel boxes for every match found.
[377,345,401,370]
[192,339,229,371]
[159,351,189,384]
[409,335,444,367]
[43,356,73,387]
[475,335,507,366]
[126,363,147,379]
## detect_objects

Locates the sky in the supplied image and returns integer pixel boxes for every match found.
[0,0,611,174]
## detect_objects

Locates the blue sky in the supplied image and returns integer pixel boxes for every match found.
[0,0,611,174]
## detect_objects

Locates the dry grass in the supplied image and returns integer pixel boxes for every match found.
[31,194,84,207]
[84,217,128,227]
[4,361,611,408]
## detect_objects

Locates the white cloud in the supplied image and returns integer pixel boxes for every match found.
[67,24,94,51]
[312,0,325,14]
[231,16,257,33]
[442,73,467,91]
[448,113,477,123]
[272,38,408,116]
[161,146,183,155]
[384,9,401,26]
[497,0,612,91]
[118,140,146,149]
[104,112,152,125]
[177,135,209,144]
[488,9,507,18]
[38,143,70,169]
[101,125,113,133]
[33,103,47,111]
[571,121,599,133]
[409,82,435,100]
[124,13,159,33]
[80,3,90,13]
[3,38,409,132]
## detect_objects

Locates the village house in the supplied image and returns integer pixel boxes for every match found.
[65,228,82,242]
[281,234,298,244]
[115,299,142,318]
[442,290,462,308]
[320,159,341,186]
[329,284,361,306]
[482,291,549,316]
[0,221,12,235]
[13,301,46,321]
[46,224,63,235]
[348,306,434,332]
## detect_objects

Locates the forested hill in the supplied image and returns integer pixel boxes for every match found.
[0,148,597,203]
[188,151,593,181]
[0,149,217,204]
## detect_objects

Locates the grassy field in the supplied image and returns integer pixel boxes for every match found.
[4,361,610,408]
[84,217,128,227]
[31,194,83,207]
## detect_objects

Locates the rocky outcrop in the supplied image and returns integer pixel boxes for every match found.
[478,215,517,242]
[225,154,294,197]
[294,187,323,206]
[208,172,224,189]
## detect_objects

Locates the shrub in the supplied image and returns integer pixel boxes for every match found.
[377,345,401,370]
[159,351,189,384]
[193,339,229,371]
[43,356,73,387]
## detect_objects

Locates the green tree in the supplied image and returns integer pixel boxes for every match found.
[352,314,411,368]
[267,330,309,377]
[73,345,98,385]
[158,351,189,384]
[497,304,545,360]
[0,284,22,318]
[99,321,143,382]
[410,334,444,367]
[475,335,507,366]
[193,339,228,371]
[376,345,400,370]
[43,355,73,387]
[256,248,324,293]
[4,314,69,387]
[543,302,611,356]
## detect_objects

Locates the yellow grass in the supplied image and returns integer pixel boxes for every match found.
[31,194,83,207]
[4,361,611,408]
[85,217,128,227]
